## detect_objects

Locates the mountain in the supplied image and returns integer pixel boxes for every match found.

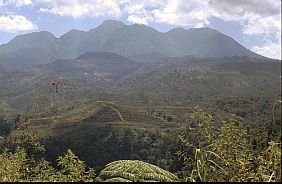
[0,20,266,69]
[41,51,142,81]
[0,31,59,69]
[116,57,280,103]
[166,27,261,58]
[57,29,88,59]
[0,52,142,110]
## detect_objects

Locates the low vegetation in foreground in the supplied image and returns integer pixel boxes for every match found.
[0,107,280,182]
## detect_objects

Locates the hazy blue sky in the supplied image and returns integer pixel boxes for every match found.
[0,0,280,59]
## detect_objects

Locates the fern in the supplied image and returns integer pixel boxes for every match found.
[99,160,180,182]
[105,177,132,182]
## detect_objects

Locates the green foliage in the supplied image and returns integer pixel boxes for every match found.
[0,133,96,182]
[0,148,28,182]
[177,106,281,182]
[0,122,12,135]
[0,105,281,182]
[0,116,13,135]
[27,159,60,182]
[188,149,226,182]
[176,106,216,179]
[19,132,45,159]
[190,106,215,147]
[99,160,180,182]
[209,118,255,181]
[57,149,95,182]
[255,141,281,182]
[0,147,60,182]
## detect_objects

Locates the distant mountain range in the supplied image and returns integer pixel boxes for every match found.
[0,20,267,70]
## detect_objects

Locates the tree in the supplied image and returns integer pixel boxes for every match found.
[0,132,96,182]
[57,149,96,182]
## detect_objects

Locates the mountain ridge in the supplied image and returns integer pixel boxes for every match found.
[0,20,268,70]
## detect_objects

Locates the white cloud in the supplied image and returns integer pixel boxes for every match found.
[209,0,280,36]
[152,0,210,27]
[122,0,156,25]
[11,0,33,7]
[209,0,279,21]
[249,45,280,61]
[0,0,32,7]
[33,0,211,27]
[0,15,38,32]
[242,14,280,39]
[208,0,281,59]
[36,0,121,18]
[127,15,148,25]
[120,0,210,27]
[252,38,281,60]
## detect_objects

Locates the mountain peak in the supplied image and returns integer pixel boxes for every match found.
[188,27,221,35]
[99,20,125,28]
[60,29,86,38]
[167,27,187,34]
[10,31,55,42]
[167,27,221,36]
[66,29,85,34]
[91,20,125,33]
[7,31,56,48]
